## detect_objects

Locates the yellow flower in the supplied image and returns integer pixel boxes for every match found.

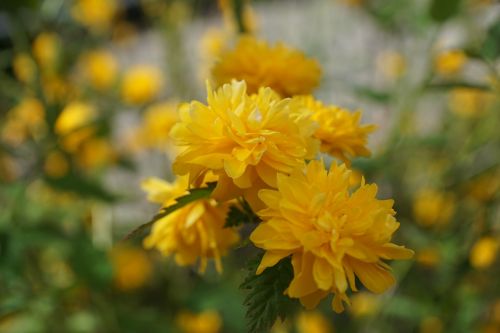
[121,65,163,105]
[12,53,36,83]
[55,101,96,152]
[42,76,77,104]
[470,237,498,269]
[416,247,441,268]
[171,80,319,209]
[291,95,375,164]
[296,311,333,333]
[199,28,229,83]
[77,138,115,169]
[448,88,496,118]
[434,50,467,76]
[376,50,407,80]
[80,50,118,91]
[466,171,500,202]
[71,0,117,32]
[1,97,46,145]
[133,101,178,150]
[211,36,321,97]
[44,150,69,178]
[176,310,222,333]
[32,32,60,71]
[143,176,239,273]
[110,245,153,291]
[413,189,455,227]
[420,316,444,333]
[250,160,413,312]
[349,292,380,317]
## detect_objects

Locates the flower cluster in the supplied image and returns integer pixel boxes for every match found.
[143,36,412,314]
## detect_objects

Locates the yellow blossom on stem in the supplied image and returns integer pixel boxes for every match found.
[142,176,239,273]
[71,0,117,32]
[170,80,319,209]
[413,189,455,227]
[176,310,222,333]
[32,32,60,71]
[1,97,45,145]
[291,95,375,164]
[250,160,413,312]
[211,36,321,97]
[296,311,333,333]
[110,245,153,291]
[434,50,467,76]
[470,237,498,269]
[55,101,96,152]
[448,88,497,118]
[121,65,163,105]
[349,292,380,317]
[12,53,37,84]
[133,101,178,150]
[80,50,118,91]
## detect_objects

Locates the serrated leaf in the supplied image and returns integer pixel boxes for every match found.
[122,182,216,240]
[240,254,299,333]
[225,198,261,228]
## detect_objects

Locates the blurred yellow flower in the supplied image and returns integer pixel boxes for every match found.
[12,53,36,83]
[434,50,467,76]
[470,237,498,269]
[121,65,163,105]
[448,88,496,118]
[32,32,60,71]
[250,160,414,312]
[110,245,153,291]
[55,101,96,152]
[44,151,69,178]
[171,81,319,209]
[413,189,455,227]
[176,310,222,333]
[81,50,118,91]
[199,28,229,82]
[296,311,333,333]
[420,316,444,333]
[55,101,96,136]
[1,97,46,145]
[349,292,380,317]
[42,76,77,104]
[77,138,116,169]
[291,95,375,164]
[71,0,117,32]
[416,247,441,268]
[376,50,407,80]
[212,36,321,97]
[466,171,500,202]
[143,176,239,273]
[133,101,178,150]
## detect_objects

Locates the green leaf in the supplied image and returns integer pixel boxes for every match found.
[240,254,299,333]
[429,0,462,22]
[44,174,118,202]
[481,20,500,60]
[224,198,261,228]
[122,182,216,241]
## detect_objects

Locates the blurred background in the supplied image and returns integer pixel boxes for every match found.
[0,0,499,332]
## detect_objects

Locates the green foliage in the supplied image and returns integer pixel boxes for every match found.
[429,0,462,22]
[240,254,299,333]
[481,20,500,60]
[224,198,260,228]
[123,182,216,240]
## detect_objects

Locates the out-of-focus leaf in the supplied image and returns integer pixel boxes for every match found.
[0,0,39,11]
[429,0,462,22]
[122,182,216,240]
[225,199,260,228]
[481,20,500,60]
[354,86,391,103]
[240,254,299,333]
[44,174,118,202]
